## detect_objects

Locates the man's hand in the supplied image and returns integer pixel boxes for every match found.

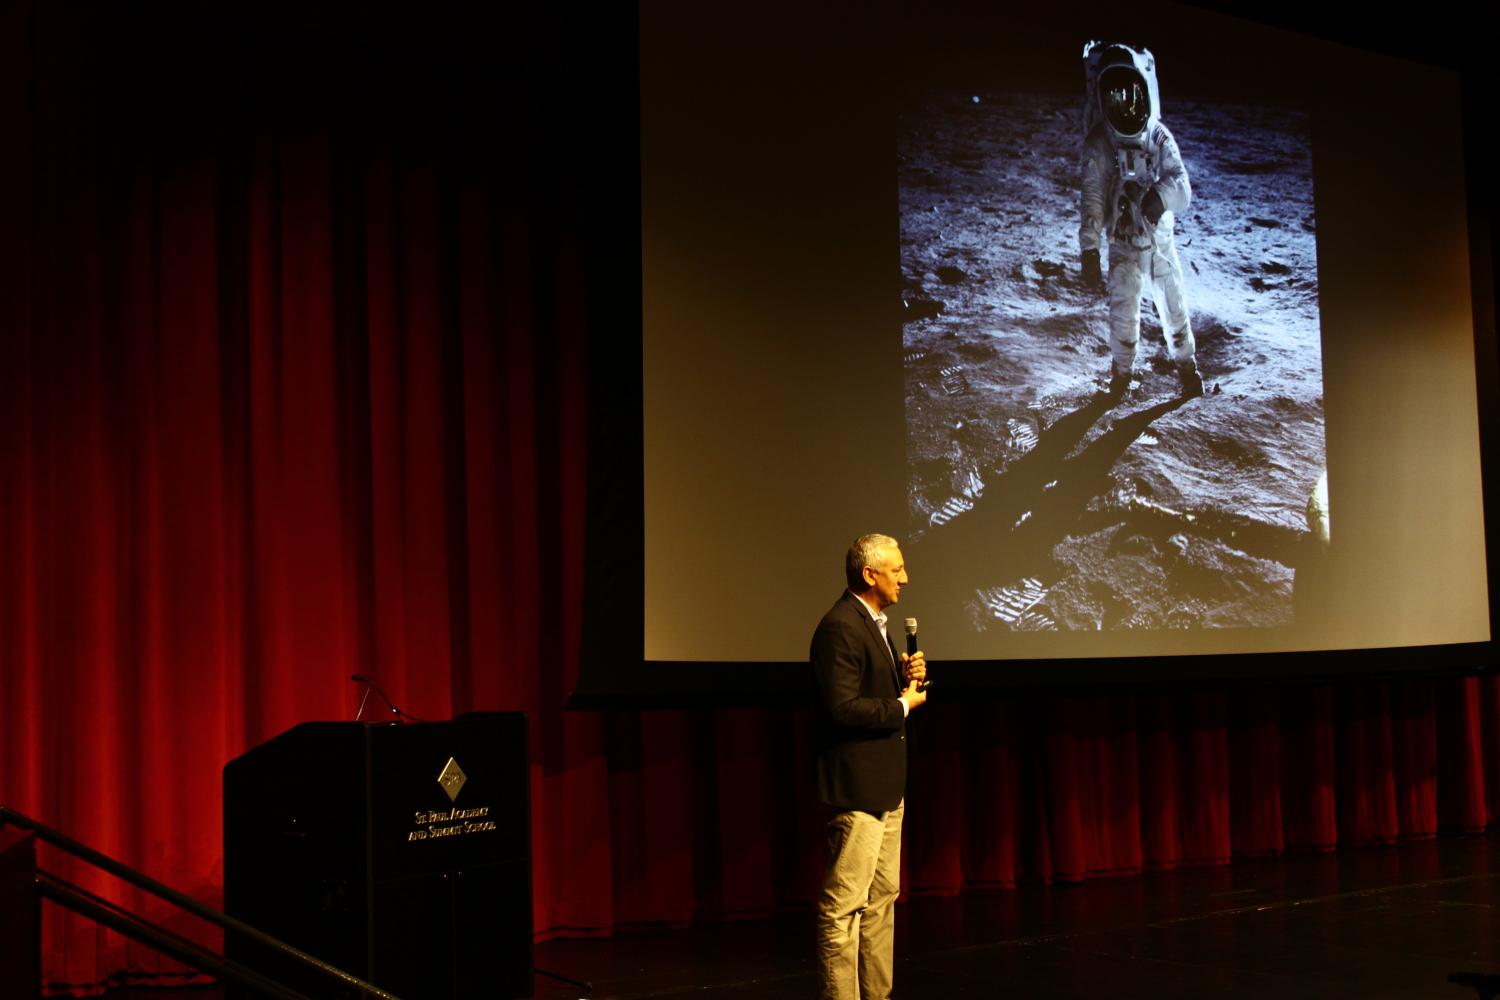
[901,675,928,712]
[901,652,929,711]
[1080,248,1102,290]
[900,650,927,689]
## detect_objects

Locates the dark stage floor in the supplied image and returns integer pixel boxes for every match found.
[103,831,1500,999]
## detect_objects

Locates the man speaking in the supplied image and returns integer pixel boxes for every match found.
[810,533,928,1000]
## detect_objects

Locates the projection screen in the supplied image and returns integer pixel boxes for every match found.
[587,0,1494,699]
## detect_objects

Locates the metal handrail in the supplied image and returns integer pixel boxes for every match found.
[0,805,403,1000]
[36,872,309,1000]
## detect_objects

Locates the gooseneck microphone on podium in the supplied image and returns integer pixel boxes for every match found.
[350,674,429,724]
[904,618,929,692]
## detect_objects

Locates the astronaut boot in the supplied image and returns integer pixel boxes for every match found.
[1177,360,1204,399]
[1105,364,1132,401]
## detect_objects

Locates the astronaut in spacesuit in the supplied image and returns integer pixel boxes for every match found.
[1079,41,1203,400]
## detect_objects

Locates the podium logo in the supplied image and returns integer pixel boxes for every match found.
[437,757,468,802]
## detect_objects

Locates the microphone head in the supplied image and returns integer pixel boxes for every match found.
[904,617,918,635]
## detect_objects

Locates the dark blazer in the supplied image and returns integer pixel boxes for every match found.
[810,591,907,812]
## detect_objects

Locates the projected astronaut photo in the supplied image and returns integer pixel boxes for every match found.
[1080,42,1202,401]
[900,40,1327,637]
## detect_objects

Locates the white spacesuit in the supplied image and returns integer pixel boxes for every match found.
[1079,41,1203,399]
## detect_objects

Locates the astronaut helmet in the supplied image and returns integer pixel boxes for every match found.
[1082,41,1161,145]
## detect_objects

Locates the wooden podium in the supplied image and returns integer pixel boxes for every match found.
[224,713,532,999]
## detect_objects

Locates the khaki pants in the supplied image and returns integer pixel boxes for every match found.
[817,800,904,1000]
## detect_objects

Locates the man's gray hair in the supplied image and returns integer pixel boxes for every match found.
[845,533,899,591]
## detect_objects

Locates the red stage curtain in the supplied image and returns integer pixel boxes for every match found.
[1,6,1496,995]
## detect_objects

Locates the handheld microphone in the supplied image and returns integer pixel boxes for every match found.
[904,618,929,692]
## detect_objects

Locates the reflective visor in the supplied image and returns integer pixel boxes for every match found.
[1099,65,1149,136]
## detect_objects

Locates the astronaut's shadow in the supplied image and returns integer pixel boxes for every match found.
[911,391,1189,627]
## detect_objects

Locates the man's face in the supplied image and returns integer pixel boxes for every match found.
[863,545,908,611]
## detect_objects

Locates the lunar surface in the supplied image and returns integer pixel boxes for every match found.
[899,91,1325,638]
